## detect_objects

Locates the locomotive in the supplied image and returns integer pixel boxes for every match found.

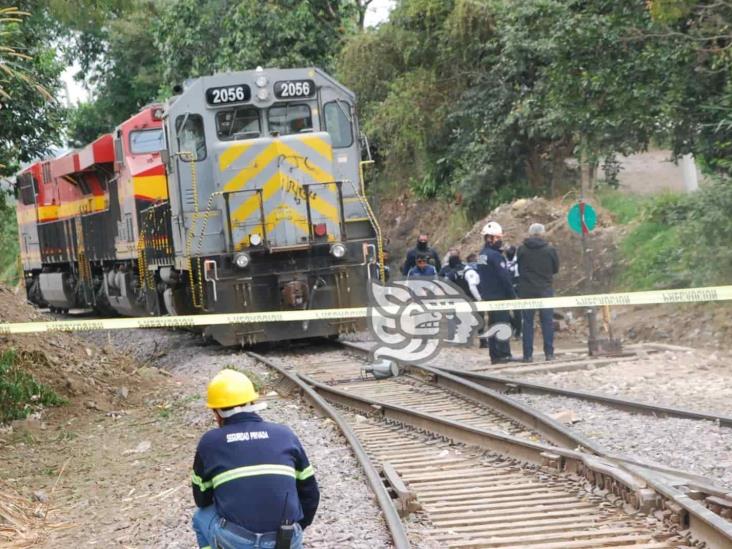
[16,68,384,345]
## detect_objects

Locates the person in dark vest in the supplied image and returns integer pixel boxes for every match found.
[477,222,516,364]
[438,248,463,282]
[192,369,319,549]
[517,223,559,362]
[402,233,441,275]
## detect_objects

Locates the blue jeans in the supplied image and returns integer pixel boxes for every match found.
[521,291,554,360]
[193,506,304,549]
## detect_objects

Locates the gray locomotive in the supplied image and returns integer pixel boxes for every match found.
[156,67,383,345]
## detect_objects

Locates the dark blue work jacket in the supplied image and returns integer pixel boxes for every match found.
[477,245,517,300]
[192,412,320,533]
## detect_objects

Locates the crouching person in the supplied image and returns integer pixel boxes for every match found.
[192,369,319,549]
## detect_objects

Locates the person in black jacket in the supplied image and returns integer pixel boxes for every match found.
[517,223,559,362]
[402,233,441,275]
[192,369,319,549]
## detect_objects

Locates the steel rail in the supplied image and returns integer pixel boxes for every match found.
[337,340,732,547]
[340,341,732,488]
[341,340,732,427]
[246,351,410,549]
[433,366,732,427]
[301,372,732,549]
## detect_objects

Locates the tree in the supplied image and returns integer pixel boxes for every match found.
[155,0,359,89]
[0,6,65,176]
[61,1,165,145]
[646,0,732,173]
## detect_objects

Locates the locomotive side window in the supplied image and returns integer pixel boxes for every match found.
[267,104,312,136]
[216,107,261,141]
[324,101,353,148]
[175,114,207,161]
[18,173,35,205]
[130,129,164,154]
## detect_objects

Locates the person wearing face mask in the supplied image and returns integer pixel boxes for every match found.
[402,233,441,276]
[477,221,517,364]
[438,248,464,282]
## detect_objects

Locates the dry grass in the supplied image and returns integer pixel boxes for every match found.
[0,480,43,547]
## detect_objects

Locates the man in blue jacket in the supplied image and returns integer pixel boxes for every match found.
[407,254,437,279]
[192,369,319,549]
[477,221,516,364]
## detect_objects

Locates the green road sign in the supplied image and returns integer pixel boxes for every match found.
[568,201,597,234]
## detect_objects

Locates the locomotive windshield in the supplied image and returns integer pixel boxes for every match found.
[130,129,164,154]
[216,107,261,140]
[323,101,353,148]
[267,104,312,135]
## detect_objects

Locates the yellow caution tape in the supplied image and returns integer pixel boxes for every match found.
[1,285,730,334]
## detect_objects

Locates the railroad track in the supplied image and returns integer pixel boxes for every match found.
[249,347,732,549]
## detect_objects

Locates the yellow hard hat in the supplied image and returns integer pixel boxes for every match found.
[207,369,259,409]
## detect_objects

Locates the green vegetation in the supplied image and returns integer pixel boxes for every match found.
[59,0,361,145]
[338,0,732,216]
[0,196,19,285]
[595,190,650,226]
[599,179,732,290]
[0,4,65,177]
[0,350,66,424]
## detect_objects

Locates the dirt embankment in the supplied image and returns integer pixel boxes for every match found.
[0,285,146,414]
[0,285,161,547]
[378,195,622,294]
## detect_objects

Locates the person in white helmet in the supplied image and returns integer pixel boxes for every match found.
[477,221,516,364]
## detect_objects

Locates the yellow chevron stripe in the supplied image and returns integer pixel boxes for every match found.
[297,135,333,162]
[278,143,333,183]
[219,142,254,172]
[230,171,283,227]
[223,143,280,193]
[283,177,339,224]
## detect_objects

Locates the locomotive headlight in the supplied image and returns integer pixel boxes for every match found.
[255,76,268,88]
[257,88,269,101]
[330,243,346,259]
[234,252,251,269]
[249,233,262,246]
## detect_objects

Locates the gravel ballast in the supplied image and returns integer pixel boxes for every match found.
[512,392,732,489]
[79,329,393,548]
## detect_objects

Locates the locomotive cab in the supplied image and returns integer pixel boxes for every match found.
[161,67,380,344]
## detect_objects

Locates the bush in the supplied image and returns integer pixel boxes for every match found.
[596,189,649,225]
[0,194,19,286]
[617,177,732,289]
[0,350,65,424]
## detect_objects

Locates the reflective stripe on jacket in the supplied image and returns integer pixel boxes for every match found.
[192,412,319,533]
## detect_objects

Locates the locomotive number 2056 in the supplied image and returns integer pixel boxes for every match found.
[274,80,315,99]
[205,84,252,105]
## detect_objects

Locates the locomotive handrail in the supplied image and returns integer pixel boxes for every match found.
[301,180,347,243]
[221,187,267,252]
